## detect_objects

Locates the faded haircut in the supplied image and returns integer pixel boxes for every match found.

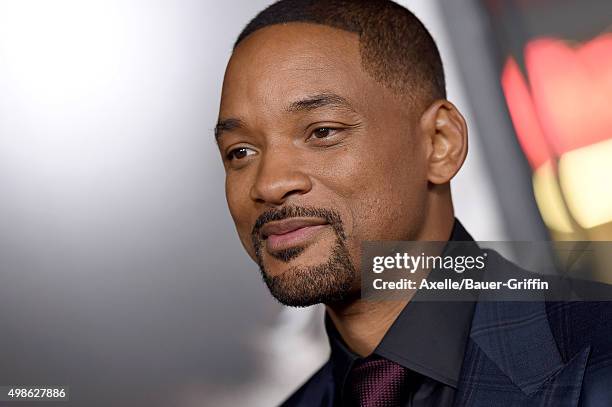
[235,0,446,105]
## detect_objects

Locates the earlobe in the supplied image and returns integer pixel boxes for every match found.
[420,100,468,184]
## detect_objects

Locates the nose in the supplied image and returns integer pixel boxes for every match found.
[250,148,312,206]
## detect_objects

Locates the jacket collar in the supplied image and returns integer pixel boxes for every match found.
[470,299,565,395]
[467,255,590,399]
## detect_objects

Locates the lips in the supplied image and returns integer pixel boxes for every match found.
[261,218,329,252]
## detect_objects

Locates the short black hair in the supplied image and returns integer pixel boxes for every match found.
[234,0,446,104]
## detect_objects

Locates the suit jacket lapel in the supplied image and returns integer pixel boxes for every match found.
[453,300,590,407]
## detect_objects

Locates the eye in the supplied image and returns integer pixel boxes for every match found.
[226,146,256,161]
[311,127,338,139]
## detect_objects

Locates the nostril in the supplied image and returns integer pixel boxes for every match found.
[281,188,309,201]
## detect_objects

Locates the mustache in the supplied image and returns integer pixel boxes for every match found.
[251,206,346,243]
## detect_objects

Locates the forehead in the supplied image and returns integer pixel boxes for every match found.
[219,23,395,118]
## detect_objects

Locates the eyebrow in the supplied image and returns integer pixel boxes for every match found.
[214,92,356,141]
[286,92,355,113]
[214,118,244,142]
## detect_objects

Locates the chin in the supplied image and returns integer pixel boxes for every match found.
[258,237,358,307]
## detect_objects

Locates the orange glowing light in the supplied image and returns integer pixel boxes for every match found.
[501,34,612,231]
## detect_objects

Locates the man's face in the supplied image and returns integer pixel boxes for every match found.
[217,23,430,306]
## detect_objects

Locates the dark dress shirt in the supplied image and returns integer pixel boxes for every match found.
[282,220,477,407]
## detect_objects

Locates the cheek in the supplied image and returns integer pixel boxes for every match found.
[323,133,428,241]
[225,173,256,255]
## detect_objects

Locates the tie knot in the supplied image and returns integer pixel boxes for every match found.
[347,355,411,406]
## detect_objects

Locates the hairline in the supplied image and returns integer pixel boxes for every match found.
[234,21,361,50]
[232,21,436,108]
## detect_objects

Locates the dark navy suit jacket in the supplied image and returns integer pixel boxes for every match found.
[282,225,612,406]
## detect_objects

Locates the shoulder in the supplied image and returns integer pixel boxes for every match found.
[546,301,612,406]
[280,361,335,407]
[480,250,612,403]
[484,251,612,347]
[546,301,612,359]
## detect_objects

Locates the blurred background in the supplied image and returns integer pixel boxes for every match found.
[0,0,610,406]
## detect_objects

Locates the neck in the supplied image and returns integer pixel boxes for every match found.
[327,208,455,356]
[326,297,412,356]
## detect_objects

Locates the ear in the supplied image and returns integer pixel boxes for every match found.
[419,100,468,184]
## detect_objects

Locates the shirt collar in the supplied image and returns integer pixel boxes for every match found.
[326,218,477,390]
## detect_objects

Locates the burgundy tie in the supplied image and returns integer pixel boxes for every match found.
[346,355,411,407]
